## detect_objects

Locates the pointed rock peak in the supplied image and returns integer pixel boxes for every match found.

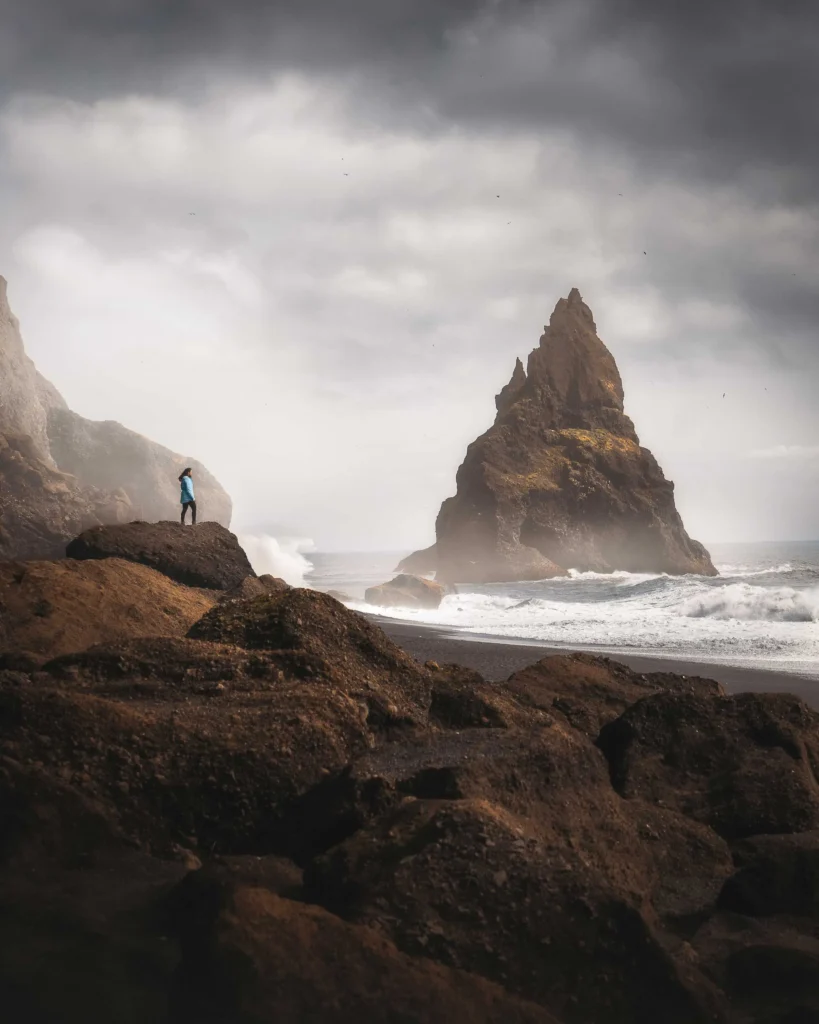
[0,276,8,310]
[548,286,596,331]
[495,356,528,419]
[529,289,625,424]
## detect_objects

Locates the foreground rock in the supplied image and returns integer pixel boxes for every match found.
[719,831,819,917]
[308,798,729,1024]
[220,574,290,601]
[0,557,216,663]
[365,573,448,609]
[67,520,254,591]
[405,288,716,582]
[4,578,819,1022]
[598,692,819,839]
[502,652,725,738]
[0,274,230,560]
[168,877,559,1024]
[1,638,376,857]
[188,589,432,729]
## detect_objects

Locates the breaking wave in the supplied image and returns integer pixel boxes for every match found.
[238,533,315,587]
[342,554,819,672]
[680,583,819,623]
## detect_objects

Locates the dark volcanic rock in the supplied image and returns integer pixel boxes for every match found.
[0,274,231,561]
[0,641,375,856]
[67,520,254,591]
[220,574,290,602]
[409,288,716,583]
[307,797,728,1024]
[502,652,725,738]
[598,692,819,840]
[0,557,216,661]
[692,913,819,1024]
[395,543,438,573]
[365,573,447,609]
[188,588,432,729]
[720,831,819,917]
[167,877,560,1024]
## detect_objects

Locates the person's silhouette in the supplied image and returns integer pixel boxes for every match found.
[179,468,196,525]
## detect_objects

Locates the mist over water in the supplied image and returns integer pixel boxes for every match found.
[301,541,819,679]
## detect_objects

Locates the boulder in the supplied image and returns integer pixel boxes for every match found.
[502,652,724,739]
[719,831,819,917]
[598,692,819,839]
[67,520,254,591]
[0,557,216,661]
[167,879,561,1024]
[0,844,188,1024]
[365,573,448,609]
[692,913,819,1024]
[307,798,728,1024]
[0,641,376,856]
[408,288,716,583]
[188,588,432,729]
[220,574,290,602]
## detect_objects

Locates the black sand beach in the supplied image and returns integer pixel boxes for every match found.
[375,616,819,709]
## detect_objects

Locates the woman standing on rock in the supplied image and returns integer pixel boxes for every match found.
[179,468,196,525]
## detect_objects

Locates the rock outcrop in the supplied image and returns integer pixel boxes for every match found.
[0,557,216,664]
[0,275,231,560]
[365,573,448,610]
[3,557,819,1022]
[410,289,715,583]
[67,520,254,591]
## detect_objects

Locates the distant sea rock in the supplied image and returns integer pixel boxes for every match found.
[405,288,716,583]
[0,275,231,560]
[365,573,448,610]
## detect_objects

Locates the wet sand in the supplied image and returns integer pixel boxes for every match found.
[373,617,819,709]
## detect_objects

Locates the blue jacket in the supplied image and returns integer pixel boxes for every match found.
[180,475,195,504]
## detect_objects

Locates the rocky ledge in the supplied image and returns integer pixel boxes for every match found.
[0,525,817,1023]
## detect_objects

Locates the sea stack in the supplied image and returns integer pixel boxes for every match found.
[0,275,232,560]
[414,288,716,583]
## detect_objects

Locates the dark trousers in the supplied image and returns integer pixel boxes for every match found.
[181,500,197,524]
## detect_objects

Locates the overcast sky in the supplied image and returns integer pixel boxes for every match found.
[2,0,818,550]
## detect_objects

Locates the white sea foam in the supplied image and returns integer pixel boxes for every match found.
[347,564,819,670]
[679,583,819,623]
[238,533,315,587]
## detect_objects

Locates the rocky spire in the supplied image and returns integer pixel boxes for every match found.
[426,288,716,582]
[494,357,527,420]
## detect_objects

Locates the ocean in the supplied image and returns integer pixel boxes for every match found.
[296,541,819,680]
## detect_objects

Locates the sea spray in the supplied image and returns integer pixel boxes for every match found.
[238,534,315,587]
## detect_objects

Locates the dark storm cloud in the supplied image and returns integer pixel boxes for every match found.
[1,0,494,97]
[5,0,818,191]
[3,0,818,368]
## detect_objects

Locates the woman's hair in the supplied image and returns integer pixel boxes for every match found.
[178,467,193,482]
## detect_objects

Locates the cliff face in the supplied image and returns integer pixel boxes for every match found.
[430,288,715,583]
[0,276,231,560]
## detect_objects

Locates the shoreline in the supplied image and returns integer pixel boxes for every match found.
[371,615,819,709]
